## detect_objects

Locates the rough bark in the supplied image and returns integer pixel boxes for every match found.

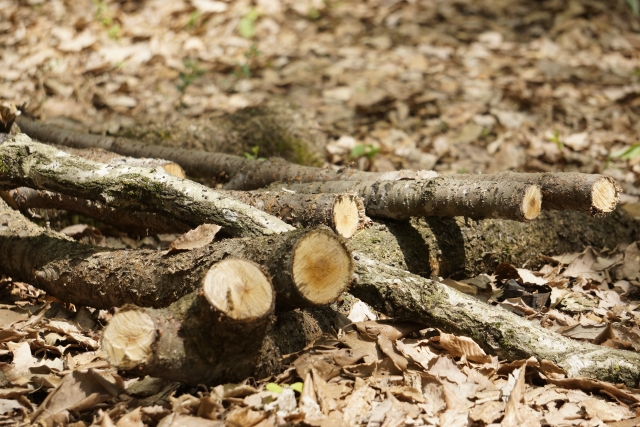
[103,303,339,385]
[455,172,620,215]
[346,210,639,279]
[1,187,191,235]
[280,179,542,221]
[0,198,351,309]
[16,116,436,190]
[227,190,368,238]
[350,253,640,386]
[0,133,293,237]
[102,258,277,384]
[52,144,186,178]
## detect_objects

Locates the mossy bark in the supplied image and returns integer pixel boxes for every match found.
[117,99,326,167]
[103,303,339,385]
[351,253,640,386]
[347,210,639,279]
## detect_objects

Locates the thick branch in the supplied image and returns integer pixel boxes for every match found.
[455,172,620,215]
[102,258,277,384]
[351,254,640,386]
[0,134,293,237]
[103,303,339,385]
[0,198,352,309]
[347,210,639,278]
[280,179,542,221]
[52,144,186,178]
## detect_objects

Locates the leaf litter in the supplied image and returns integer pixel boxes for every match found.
[2,0,640,425]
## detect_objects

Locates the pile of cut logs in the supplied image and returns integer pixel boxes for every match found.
[1,108,639,387]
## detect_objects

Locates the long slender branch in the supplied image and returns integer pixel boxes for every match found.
[16,116,435,189]
[0,134,293,237]
[1,187,191,234]
[351,253,640,386]
[279,179,542,221]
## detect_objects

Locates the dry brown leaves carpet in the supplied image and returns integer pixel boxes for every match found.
[2,0,640,425]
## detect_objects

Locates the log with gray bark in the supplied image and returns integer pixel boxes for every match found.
[350,253,640,386]
[0,133,292,237]
[279,179,542,221]
[17,116,619,214]
[52,144,186,179]
[454,171,620,216]
[0,197,352,309]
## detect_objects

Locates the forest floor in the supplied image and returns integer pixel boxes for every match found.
[2,0,640,425]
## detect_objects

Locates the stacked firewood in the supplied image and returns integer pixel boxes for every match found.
[1,111,639,387]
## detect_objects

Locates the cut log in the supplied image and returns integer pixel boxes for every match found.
[0,198,351,309]
[226,190,368,238]
[102,258,277,384]
[103,302,339,385]
[280,179,542,221]
[454,172,620,216]
[346,210,639,278]
[1,187,191,235]
[0,134,293,237]
[350,253,640,386]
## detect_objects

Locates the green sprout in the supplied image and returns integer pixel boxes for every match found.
[610,144,640,161]
[187,11,200,30]
[350,144,380,160]
[235,44,261,78]
[607,143,640,169]
[549,130,564,150]
[244,145,265,161]
[238,8,260,39]
[177,58,204,93]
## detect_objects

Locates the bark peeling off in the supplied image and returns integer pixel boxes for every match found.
[0,134,293,237]
[351,253,640,386]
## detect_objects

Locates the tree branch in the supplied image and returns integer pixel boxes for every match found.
[0,134,292,237]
